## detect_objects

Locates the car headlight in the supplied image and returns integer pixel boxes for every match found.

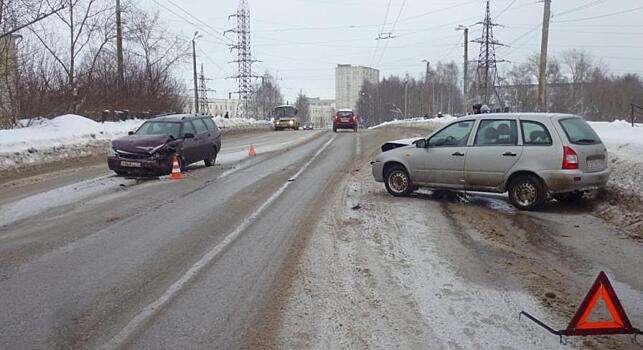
[108,148,117,157]
[289,120,294,125]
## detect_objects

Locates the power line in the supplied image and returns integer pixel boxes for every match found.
[554,5,643,23]
[370,0,392,67]
[375,0,408,67]
[554,0,607,17]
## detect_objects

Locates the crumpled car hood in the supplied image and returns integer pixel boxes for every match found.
[112,134,173,154]
[381,137,421,152]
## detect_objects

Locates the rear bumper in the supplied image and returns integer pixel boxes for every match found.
[107,156,171,176]
[334,122,357,129]
[541,168,610,193]
[371,161,385,182]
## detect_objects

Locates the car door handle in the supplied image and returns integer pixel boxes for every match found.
[503,152,517,157]
[451,152,465,157]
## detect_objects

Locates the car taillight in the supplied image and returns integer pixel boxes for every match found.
[351,115,357,122]
[562,146,579,169]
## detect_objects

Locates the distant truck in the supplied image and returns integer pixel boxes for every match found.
[273,105,300,131]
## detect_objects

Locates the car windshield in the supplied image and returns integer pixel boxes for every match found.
[275,107,296,118]
[136,121,181,138]
[338,111,353,117]
[559,118,601,145]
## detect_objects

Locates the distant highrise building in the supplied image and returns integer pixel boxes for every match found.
[335,64,379,110]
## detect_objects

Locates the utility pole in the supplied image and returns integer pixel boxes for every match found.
[456,26,469,114]
[422,59,430,116]
[192,31,199,114]
[115,0,124,104]
[537,0,551,112]
[403,79,409,118]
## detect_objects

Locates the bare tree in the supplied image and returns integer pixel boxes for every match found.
[0,0,66,39]
[126,8,188,106]
[295,92,310,122]
[29,0,112,112]
[250,73,283,119]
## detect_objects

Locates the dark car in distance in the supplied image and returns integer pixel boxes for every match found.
[108,114,222,176]
[333,109,358,132]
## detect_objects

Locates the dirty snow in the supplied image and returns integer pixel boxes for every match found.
[368,115,456,129]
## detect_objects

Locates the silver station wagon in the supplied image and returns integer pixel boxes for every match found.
[371,113,610,210]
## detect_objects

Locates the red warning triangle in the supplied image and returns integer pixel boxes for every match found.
[564,271,635,336]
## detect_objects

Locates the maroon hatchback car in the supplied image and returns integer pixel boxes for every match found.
[333,109,358,132]
[108,114,222,176]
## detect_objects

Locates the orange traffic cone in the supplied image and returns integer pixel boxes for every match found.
[170,155,184,180]
[248,145,257,157]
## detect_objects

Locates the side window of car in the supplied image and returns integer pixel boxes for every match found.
[474,119,518,146]
[183,121,196,136]
[203,118,218,132]
[193,119,209,134]
[428,120,475,147]
[521,121,552,146]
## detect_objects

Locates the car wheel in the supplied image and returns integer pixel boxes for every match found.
[384,165,414,197]
[204,149,217,167]
[333,127,337,132]
[553,191,584,203]
[508,174,546,210]
[353,126,358,132]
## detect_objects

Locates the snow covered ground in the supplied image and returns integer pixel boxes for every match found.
[0,114,272,172]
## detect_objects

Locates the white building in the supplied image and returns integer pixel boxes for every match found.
[308,98,336,129]
[335,64,379,110]
[183,97,240,117]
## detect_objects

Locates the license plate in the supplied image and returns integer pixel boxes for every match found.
[341,118,349,122]
[121,161,141,168]
[587,159,604,169]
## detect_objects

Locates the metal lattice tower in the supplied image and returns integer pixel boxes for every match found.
[225,0,259,118]
[198,64,211,115]
[472,0,505,106]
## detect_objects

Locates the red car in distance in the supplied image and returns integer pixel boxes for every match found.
[333,109,358,132]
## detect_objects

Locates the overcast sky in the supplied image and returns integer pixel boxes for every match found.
[140,0,643,102]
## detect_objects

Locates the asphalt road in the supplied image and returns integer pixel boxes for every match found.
[0,129,350,349]
[2,126,641,350]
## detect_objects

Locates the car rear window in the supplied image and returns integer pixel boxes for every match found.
[559,118,601,145]
[338,111,353,117]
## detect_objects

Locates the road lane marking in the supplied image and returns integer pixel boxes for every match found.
[100,134,337,350]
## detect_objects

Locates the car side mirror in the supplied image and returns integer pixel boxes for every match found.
[183,133,195,139]
[415,139,427,148]
[128,130,134,136]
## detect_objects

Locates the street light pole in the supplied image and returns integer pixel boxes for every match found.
[192,31,200,114]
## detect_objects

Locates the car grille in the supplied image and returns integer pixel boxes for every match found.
[116,151,151,160]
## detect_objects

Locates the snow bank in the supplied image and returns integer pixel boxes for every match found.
[368,115,456,129]
[589,120,642,161]
[0,114,272,172]
[213,116,272,130]
[1,114,143,155]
